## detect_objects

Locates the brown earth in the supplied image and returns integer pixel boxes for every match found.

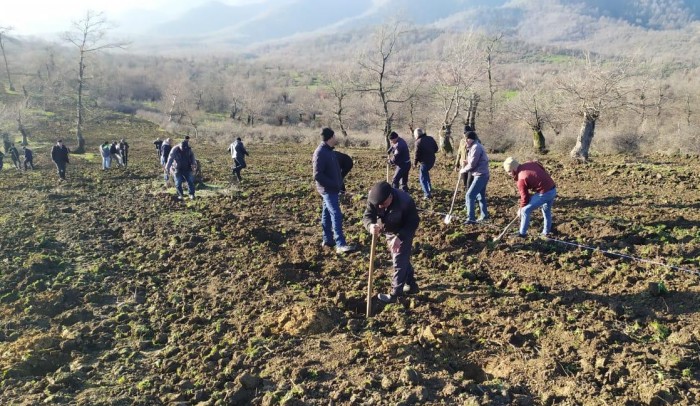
[1,115,699,405]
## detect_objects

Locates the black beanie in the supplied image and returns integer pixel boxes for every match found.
[466,131,478,140]
[463,125,473,134]
[368,181,393,205]
[389,131,399,140]
[321,127,335,141]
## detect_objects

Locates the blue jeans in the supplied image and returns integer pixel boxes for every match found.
[102,155,111,169]
[465,173,489,221]
[418,162,434,198]
[321,192,347,246]
[174,170,195,197]
[520,187,557,235]
[387,234,415,296]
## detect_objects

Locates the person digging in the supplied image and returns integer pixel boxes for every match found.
[503,157,557,238]
[363,181,420,303]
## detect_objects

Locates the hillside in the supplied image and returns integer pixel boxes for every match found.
[122,0,700,51]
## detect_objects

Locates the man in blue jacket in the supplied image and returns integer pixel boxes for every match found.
[363,181,420,303]
[387,131,411,193]
[313,128,356,254]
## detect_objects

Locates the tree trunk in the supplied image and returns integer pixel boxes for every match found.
[75,51,86,153]
[532,127,546,153]
[439,124,453,154]
[570,113,596,161]
[0,35,14,92]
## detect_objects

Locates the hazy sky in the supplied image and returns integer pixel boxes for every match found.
[1,0,264,36]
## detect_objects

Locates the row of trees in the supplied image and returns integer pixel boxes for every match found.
[1,12,698,159]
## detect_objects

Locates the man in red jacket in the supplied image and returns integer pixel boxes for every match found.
[503,157,557,237]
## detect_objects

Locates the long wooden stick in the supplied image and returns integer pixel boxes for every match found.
[444,172,462,223]
[494,213,520,242]
[366,232,377,318]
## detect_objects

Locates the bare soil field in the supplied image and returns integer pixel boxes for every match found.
[1,115,699,405]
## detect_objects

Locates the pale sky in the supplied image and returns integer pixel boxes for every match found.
[1,0,262,36]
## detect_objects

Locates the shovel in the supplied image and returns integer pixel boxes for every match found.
[366,232,377,318]
[493,213,521,242]
[443,172,462,224]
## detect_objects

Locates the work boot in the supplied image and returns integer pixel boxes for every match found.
[335,244,357,254]
[320,241,336,249]
[403,283,420,295]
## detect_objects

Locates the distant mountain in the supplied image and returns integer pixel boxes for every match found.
[561,0,700,29]
[128,0,699,50]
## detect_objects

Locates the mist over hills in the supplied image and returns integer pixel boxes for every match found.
[116,0,699,51]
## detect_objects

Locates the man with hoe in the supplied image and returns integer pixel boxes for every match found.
[363,181,420,303]
[313,127,356,254]
[503,157,557,237]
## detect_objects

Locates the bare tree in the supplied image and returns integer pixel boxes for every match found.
[0,26,15,92]
[62,10,128,153]
[324,67,355,137]
[356,22,416,149]
[432,32,483,152]
[484,33,503,125]
[559,53,647,161]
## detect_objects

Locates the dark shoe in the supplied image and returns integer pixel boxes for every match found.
[377,293,401,303]
[320,242,336,249]
[403,283,420,295]
[335,244,357,254]
[509,232,526,239]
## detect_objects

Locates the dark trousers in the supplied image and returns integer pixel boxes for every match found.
[461,171,474,191]
[24,159,34,170]
[55,162,67,179]
[233,158,246,180]
[388,234,415,296]
[392,164,410,192]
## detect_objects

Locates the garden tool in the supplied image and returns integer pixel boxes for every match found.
[366,232,377,318]
[494,212,521,242]
[443,171,462,224]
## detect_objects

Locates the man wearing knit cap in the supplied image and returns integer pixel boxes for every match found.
[460,131,490,224]
[413,128,439,199]
[503,157,557,237]
[387,131,411,192]
[313,127,356,254]
[363,181,420,303]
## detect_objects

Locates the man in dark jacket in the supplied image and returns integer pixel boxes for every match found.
[118,139,129,167]
[154,138,163,161]
[228,137,249,182]
[50,139,70,180]
[413,128,439,199]
[8,144,20,170]
[334,150,353,193]
[313,127,356,254]
[22,146,34,170]
[165,137,197,200]
[363,181,420,303]
[387,131,410,192]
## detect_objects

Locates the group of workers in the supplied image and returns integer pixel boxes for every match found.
[313,126,557,303]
